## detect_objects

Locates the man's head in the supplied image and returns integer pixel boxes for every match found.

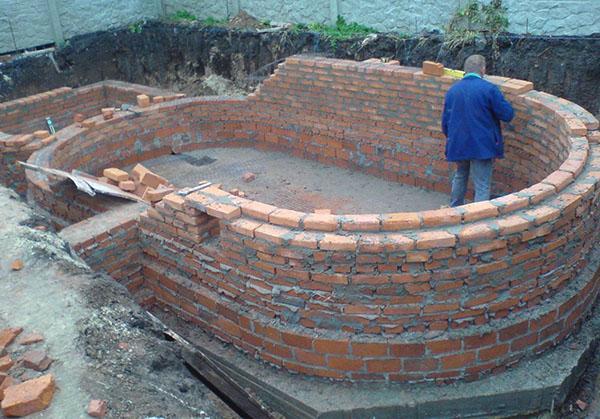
[464,55,486,76]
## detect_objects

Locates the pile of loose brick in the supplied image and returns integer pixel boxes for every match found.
[0,327,108,417]
[100,163,174,203]
[0,327,55,417]
[11,55,600,384]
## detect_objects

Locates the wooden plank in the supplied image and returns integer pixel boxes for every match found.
[183,347,274,419]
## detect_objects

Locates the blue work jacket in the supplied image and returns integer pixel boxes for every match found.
[442,74,515,161]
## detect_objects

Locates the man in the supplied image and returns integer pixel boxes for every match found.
[442,55,515,207]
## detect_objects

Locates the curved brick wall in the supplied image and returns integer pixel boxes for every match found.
[24,56,600,382]
[0,80,175,194]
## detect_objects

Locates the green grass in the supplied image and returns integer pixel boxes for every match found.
[200,16,228,27]
[292,16,377,47]
[169,10,197,22]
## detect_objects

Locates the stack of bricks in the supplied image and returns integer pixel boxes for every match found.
[16,55,600,383]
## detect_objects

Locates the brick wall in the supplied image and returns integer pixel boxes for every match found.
[20,55,600,382]
[0,80,174,195]
[59,202,147,298]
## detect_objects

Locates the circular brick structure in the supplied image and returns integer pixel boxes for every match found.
[24,55,600,383]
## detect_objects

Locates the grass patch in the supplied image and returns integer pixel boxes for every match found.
[444,0,509,55]
[292,16,377,47]
[169,10,197,22]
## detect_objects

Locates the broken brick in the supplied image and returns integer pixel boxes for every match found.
[242,172,256,182]
[16,333,44,346]
[118,180,136,192]
[1,374,55,416]
[73,113,85,123]
[132,164,168,188]
[0,328,22,351]
[143,185,175,203]
[21,351,53,372]
[102,168,129,183]
[87,399,108,417]
[0,356,14,372]
[10,260,23,271]
[0,376,18,401]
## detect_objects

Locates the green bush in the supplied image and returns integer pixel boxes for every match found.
[293,16,377,47]
[444,0,509,54]
[169,10,197,22]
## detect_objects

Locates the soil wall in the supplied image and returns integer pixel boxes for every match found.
[0,22,598,116]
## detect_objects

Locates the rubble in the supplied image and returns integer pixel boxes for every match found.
[0,374,55,416]
[87,399,108,417]
[21,350,53,372]
[242,172,256,182]
[16,333,44,346]
[10,260,24,271]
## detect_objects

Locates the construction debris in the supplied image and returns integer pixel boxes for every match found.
[0,374,55,416]
[10,260,24,271]
[242,172,256,182]
[87,399,108,417]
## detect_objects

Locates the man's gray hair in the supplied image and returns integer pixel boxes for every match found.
[464,55,486,75]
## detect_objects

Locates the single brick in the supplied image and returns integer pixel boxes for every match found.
[319,234,357,251]
[416,231,456,249]
[136,94,150,107]
[422,61,444,76]
[269,209,304,228]
[102,168,129,183]
[381,212,420,230]
[303,213,338,231]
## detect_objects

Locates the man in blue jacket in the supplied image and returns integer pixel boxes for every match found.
[442,55,515,207]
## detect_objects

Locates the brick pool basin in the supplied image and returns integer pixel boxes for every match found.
[18,55,600,383]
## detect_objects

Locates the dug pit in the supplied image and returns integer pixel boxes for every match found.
[3,54,600,417]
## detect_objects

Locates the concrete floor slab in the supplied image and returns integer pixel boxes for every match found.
[138,147,449,214]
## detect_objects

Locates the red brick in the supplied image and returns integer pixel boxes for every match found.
[281,331,313,349]
[421,208,461,227]
[441,351,476,369]
[389,343,425,357]
[381,212,421,230]
[269,209,304,228]
[303,213,338,231]
[478,343,509,361]
[403,358,439,372]
[87,399,108,417]
[319,234,357,251]
[427,339,461,354]
[0,328,23,351]
[366,358,402,373]
[351,342,388,357]
[21,351,52,371]
[0,374,55,416]
[314,339,350,355]
[327,356,364,371]
[416,231,456,249]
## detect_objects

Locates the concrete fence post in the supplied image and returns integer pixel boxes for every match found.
[155,0,166,17]
[329,0,339,24]
[45,0,65,45]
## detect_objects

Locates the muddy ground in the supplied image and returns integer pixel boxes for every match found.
[0,186,237,418]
